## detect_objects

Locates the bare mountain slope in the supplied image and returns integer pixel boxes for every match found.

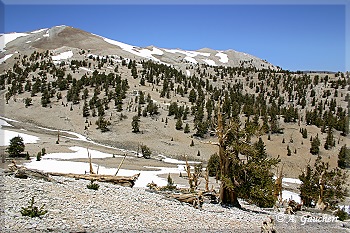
[1,25,279,71]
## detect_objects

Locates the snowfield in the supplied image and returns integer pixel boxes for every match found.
[164,49,211,58]
[184,56,198,64]
[0,118,40,146]
[216,52,229,63]
[0,130,40,147]
[202,59,217,66]
[43,146,123,160]
[30,28,48,34]
[79,67,93,72]
[24,156,186,188]
[0,33,29,51]
[103,37,161,62]
[51,51,73,61]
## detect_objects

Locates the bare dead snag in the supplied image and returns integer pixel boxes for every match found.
[274,164,284,204]
[115,154,127,176]
[316,170,327,210]
[204,168,209,192]
[87,148,95,174]
[185,157,194,191]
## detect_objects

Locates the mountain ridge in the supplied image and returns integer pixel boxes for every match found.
[1,25,279,71]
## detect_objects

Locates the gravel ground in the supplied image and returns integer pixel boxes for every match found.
[0,171,349,233]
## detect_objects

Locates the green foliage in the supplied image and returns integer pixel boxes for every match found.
[132,115,140,133]
[24,97,32,107]
[83,101,90,117]
[25,152,30,160]
[233,137,279,208]
[324,127,335,150]
[87,180,100,190]
[164,173,177,190]
[141,144,152,159]
[338,145,350,169]
[184,123,190,133]
[41,89,50,107]
[287,145,291,156]
[190,140,194,147]
[299,156,348,208]
[95,116,111,132]
[21,197,47,218]
[175,118,183,130]
[207,153,220,177]
[310,135,320,155]
[168,102,178,116]
[6,136,25,157]
[36,152,42,161]
[334,208,349,221]
[301,128,308,139]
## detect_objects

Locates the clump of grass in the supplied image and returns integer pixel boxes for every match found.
[21,197,47,218]
[87,180,100,190]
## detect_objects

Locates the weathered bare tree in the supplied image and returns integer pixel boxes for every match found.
[274,164,284,203]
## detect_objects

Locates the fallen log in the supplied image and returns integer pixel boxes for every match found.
[5,160,140,188]
[171,192,204,209]
[48,172,140,188]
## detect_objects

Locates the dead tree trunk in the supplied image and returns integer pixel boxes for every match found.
[274,164,283,204]
[171,192,203,209]
[316,171,327,210]
[87,148,95,174]
[48,172,140,187]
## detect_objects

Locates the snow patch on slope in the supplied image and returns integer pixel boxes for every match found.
[44,146,123,160]
[184,56,198,64]
[0,33,29,51]
[31,28,48,34]
[202,59,216,66]
[52,51,73,61]
[43,30,50,38]
[164,49,210,58]
[0,54,14,64]
[216,52,228,63]
[103,37,162,62]
[79,67,93,73]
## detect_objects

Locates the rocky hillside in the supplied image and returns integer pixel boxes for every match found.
[1,25,278,71]
[0,26,349,169]
[1,172,348,233]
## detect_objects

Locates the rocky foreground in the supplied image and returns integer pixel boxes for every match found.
[0,171,348,233]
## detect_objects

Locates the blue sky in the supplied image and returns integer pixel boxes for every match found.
[1,2,348,72]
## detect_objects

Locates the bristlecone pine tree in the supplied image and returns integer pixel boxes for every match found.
[214,103,280,208]
[299,156,348,208]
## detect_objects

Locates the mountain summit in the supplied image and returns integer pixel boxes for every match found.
[1,25,278,70]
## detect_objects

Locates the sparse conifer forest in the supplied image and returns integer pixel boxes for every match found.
[1,26,349,232]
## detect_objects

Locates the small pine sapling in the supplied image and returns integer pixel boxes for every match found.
[21,197,47,218]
